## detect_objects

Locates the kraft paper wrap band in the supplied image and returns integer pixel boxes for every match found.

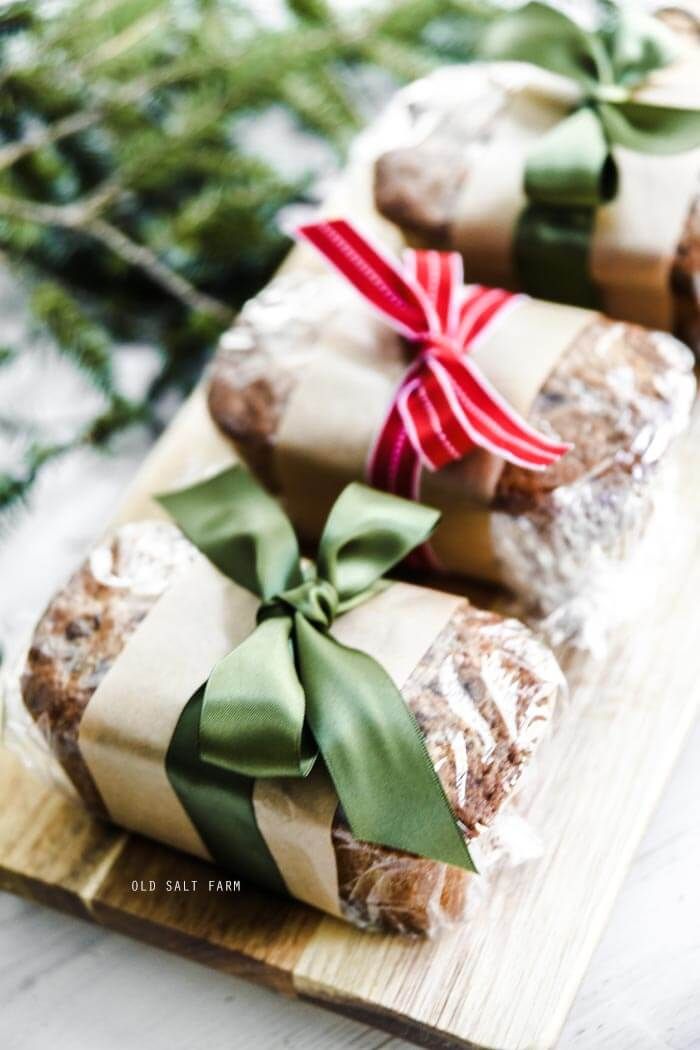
[79,558,259,860]
[252,769,342,917]
[79,538,462,916]
[275,294,592,581]
[590,147,699,331]
[448,64,700,331]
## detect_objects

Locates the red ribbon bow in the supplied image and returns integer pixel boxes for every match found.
[297,219,570,503]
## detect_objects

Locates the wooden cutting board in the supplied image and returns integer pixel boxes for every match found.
[1,381,699,1050]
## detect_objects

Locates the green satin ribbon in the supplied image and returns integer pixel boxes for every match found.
[158,466,475,894]
[165,685,287,895]
[482,1,700,306]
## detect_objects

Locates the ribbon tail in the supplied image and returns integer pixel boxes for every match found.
[295,614,475,872]
[433,356,570,465]
[201,616,317,779]
[396,370,465,472]
[165,685,288,896]
[367,398,422,499]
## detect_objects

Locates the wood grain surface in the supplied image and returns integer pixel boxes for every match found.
[1,382,698,1049]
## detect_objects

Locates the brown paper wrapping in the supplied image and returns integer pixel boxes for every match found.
[590,147,699,331]
[78,517,462,916]
[276,293,591,580]
[79,557,259,859]
[252,769,343,917]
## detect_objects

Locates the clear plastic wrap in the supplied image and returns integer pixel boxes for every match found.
[2,518,565,936]
[367,62,700,352]
[208,270,696,650]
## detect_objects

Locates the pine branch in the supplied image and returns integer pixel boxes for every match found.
[85,218,234,323]
[0,190,234,322]
[31,281,114,391]
[281,70,359,147]
[0,111,97,172]
[78,7,166,72]
[0,0,500,518]
[360,36,438,80]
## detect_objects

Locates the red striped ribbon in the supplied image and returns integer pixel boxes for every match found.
[297,220,570,562]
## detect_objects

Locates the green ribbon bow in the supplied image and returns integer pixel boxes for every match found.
[158,466,474,895]
[482,1,700,305]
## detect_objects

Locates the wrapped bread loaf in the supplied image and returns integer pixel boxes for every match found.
[208,268,695,646]
[371,56,700,350]
[11,517,563,935]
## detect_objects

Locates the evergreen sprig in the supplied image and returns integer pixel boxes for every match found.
[0,0,497,517]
